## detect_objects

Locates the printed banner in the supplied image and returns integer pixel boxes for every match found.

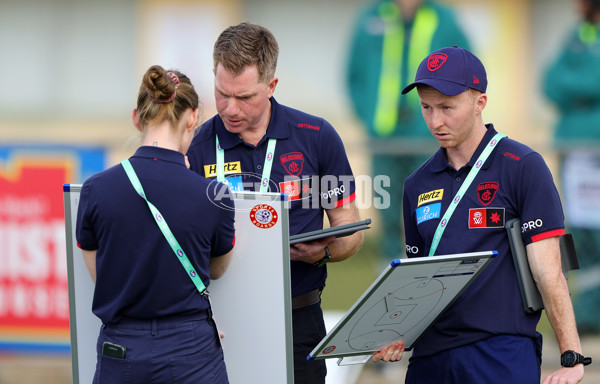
[0,145,105,353]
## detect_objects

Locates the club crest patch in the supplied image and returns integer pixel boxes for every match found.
[476,182,499,206]
[280,152,304,176]
[427,53,448,72]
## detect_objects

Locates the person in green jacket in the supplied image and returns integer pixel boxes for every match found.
[346,0,470,263]
[543,0,600,335]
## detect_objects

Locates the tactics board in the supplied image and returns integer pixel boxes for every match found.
[308,251,496,362]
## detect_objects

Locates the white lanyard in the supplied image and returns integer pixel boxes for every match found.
[429,133,506,256]
[216,135,277,193]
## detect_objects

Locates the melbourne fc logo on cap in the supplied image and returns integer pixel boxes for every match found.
[250,204,278,229]
[477,182,499,206]
[427,53,448,72]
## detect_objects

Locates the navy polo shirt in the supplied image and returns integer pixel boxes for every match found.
[187,97,356,297]
[76,146,235,325]
[403,124,565,360]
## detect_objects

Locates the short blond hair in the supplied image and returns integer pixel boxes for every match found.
[213,22,279,83]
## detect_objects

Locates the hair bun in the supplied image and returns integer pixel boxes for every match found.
[145,66,178,103]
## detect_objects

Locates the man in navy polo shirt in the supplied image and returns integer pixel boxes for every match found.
[371,46,589,383]
[187,22,364,383]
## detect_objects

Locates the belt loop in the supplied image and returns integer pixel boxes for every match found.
[151,319,158,336]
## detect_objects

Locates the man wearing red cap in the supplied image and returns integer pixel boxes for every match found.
[372,46,589,383]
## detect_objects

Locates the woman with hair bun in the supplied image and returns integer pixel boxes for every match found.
[76,65,235,383]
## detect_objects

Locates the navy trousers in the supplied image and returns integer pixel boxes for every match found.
[93,310,228,384]
[292,301,327,384]
[406,334,543,384]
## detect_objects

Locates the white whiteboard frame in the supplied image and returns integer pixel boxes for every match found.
[64,185,294,384]
[308,251,497,363]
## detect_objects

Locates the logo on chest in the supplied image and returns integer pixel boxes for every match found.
[279,177,312,201]
[416,203,441,225]
[469,208,505,228]
[280,152,304,176]
[417,188,444,206]
[476,182,499,206]
[204,161,241,178]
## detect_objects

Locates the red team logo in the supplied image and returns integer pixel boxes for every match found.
[427,53,448,71]
[280,152,304,176]
[476,182,499,206]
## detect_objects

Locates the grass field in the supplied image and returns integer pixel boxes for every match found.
[321,233,384,312]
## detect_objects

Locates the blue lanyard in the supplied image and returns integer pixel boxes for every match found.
[121,159,206,294]
[216,135,277,193]
[429,133,506,256]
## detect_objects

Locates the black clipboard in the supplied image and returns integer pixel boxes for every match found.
[289,219,371,245]
[505,218,579,314]
[505,218,544,313]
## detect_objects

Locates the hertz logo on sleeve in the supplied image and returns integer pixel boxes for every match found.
[417,189,444,207]
[204,161,241,178]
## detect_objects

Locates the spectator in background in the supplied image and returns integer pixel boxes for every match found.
[543,0,600,335]
[346,0,470,263]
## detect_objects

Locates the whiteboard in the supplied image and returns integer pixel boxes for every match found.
[308,251,496,362]
[63,185,293,384]
[208,191,293,383]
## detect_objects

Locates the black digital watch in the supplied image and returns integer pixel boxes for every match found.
[560,350,592,367]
